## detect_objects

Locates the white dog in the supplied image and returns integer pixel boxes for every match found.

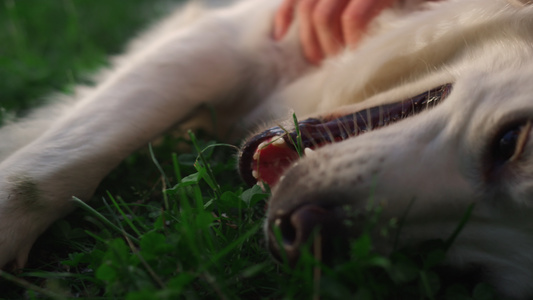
[1,0,533,298]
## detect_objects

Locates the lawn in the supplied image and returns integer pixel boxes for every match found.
[0,1,496,299]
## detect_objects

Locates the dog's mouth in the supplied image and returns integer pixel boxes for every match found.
[238,83,453,187]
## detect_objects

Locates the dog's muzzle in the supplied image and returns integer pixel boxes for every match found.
[239,83,454,266]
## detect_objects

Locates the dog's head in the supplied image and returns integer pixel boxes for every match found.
[239,1,533,297]
[240,66,533,297]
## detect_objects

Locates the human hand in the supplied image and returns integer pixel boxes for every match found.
[273,0,395,64]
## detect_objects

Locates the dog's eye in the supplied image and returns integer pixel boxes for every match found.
[497,127,521,162]
[493,121,532,164]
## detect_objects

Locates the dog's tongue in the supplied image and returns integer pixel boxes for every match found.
[251,137,300,186]
[239,84,453,188]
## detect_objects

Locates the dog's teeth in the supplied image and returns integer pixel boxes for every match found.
[304,147,315,157]
[252,170,259,179]
[257,181,265,190]
[254,141,269,161]
[272,137,285,146]
[257,141,268,150]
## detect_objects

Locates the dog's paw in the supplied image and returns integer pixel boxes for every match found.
[0,221,35,270]
[0,177,70,270]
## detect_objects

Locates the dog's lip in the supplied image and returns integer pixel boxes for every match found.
[238,83,453,187]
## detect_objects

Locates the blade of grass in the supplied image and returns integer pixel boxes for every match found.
[188,130,222,198]
[115,195,149,232]
[444,203,475,251]
[171,152,188,207]
[72,196,138,243]
[203,222,262,270]
[292,113,304,157]
[149,143,170,210]
[419,271,436,300]
[106,192,142,238]
[124,235,166,289]
[0,270,67,300]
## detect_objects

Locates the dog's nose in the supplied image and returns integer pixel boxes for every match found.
[268,204,346,265]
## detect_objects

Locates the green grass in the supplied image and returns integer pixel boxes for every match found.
[0,1,498,299]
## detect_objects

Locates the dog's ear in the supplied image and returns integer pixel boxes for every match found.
[508,0,533,7]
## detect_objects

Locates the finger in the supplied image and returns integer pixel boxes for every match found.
[274,0,298,40]
[342,0,395,47]
[312,0,349,57]
[297,0,323,64]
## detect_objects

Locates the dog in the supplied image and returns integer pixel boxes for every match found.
[1,0,533,298]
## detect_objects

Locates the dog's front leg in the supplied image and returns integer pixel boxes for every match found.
[0,1,299,269]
